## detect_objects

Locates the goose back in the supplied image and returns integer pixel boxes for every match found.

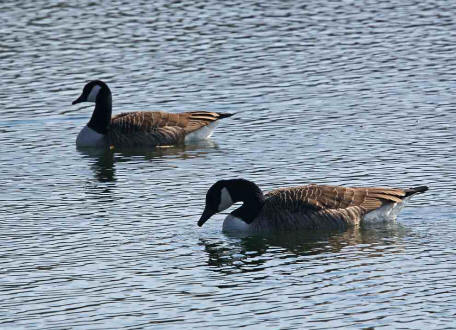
[251,184,416,231]
[107,111,232,147]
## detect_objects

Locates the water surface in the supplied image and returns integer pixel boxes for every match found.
[1,0,455,328]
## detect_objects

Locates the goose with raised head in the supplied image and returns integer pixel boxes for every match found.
[197,179,428,233]
[72,80,233,148]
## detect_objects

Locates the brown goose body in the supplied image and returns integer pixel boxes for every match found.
[197,179,428,233]
[72,80,233,148]
[249,184,427,231]
[108,111,232,147]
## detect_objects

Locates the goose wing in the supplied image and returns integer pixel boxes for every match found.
[180,111,233,134]
[262,184,411,229]
[108,111,232,147]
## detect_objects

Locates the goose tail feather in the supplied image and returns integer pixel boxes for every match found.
[217,112,234,119]
[404,186,429,197]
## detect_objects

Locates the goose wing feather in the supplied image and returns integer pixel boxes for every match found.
[108,111,230,147]
[259,185,408,230]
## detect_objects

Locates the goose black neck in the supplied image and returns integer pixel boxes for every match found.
[87,95,112,135]
[227,179,266,224]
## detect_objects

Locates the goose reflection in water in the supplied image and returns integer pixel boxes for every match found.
[110,139,218,162]
[200,222,408,272]
[77,139,218,182]
[78,148,116,183]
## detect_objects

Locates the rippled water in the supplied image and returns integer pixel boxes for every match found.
[1,0,456,328]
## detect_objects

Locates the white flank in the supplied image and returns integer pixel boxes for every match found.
[76,125,107,147]
[218,187,233,211]
[87,85,101,102]
[363,197,411,223]
[184,122,219,143]
[223,215,250,232]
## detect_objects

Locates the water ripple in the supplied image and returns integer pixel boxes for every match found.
[1,0,455,328]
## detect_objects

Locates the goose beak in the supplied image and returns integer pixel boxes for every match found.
[72,94,84,105]
[198,207,216,227]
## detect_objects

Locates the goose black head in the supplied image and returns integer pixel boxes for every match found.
[198,180,234,227]
[72,80,111,105]
[197,179,264,227]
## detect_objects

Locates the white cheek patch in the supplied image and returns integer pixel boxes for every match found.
[87,85,101,102]
[218,187,233,211]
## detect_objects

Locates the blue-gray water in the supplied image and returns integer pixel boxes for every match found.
[1,1,456,328]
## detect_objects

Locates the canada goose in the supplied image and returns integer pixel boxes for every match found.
[198,179,428,232]
[72,80,233,147]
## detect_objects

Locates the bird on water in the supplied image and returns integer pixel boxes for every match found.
[198,179,428,233]
[72,80,233,148]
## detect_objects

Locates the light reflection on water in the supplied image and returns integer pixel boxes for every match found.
[1,0,456,328]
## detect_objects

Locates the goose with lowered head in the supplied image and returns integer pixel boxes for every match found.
[197,179,428,233]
